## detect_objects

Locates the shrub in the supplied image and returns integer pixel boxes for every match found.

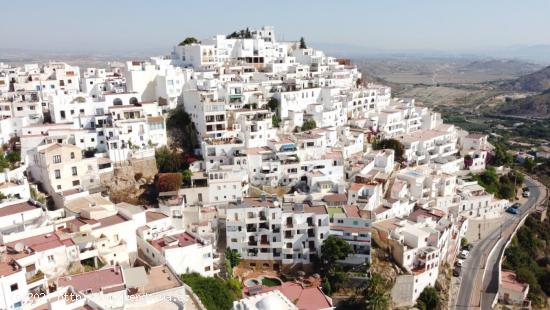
[301,119,317,131]
[417,286,439,310]
[181,273,240,310]
[178,37,198,46]
[156,173,182,193]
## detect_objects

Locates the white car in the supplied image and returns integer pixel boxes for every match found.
[455,259,464,267]
[459,250,469,259]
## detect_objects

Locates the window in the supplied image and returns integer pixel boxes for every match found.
[53,155,61,163]
[10,283,18,291]
[54,170,61,179]
[70,152,75,159]
[47,255,54,263]
[72,180,80,186]
[71,167,78,176]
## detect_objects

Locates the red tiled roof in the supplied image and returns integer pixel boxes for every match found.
[7,232,66,253]
[263,282,332,310]
[58,267,124,294]
[349,183,365,192]
[343,205,361,218]
[150,232,200,251]
[322,194,347,203]
[0,201,38,217]
[96,214,127,228]
[145,211,168,223]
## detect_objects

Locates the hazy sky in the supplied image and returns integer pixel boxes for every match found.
[1,0,549,53]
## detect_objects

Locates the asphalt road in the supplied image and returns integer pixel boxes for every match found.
[455,177,545,309]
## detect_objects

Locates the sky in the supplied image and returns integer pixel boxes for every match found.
[1,0,549,55]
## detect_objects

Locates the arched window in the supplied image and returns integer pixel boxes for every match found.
[113,98,123,106]
[129,97,138,105]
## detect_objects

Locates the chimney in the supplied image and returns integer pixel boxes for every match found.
[260,193,266,202]
[271,194,278,202]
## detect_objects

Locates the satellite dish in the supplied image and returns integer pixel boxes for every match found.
[14,243,25,252]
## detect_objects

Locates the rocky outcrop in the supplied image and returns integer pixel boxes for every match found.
[101,157,158,204]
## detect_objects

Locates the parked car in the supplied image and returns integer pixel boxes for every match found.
[506,207,519,215]
[511,202,521,209]
[455,259,464,267]
[459,250,469,259]
[465,244,474,251]
[522,190,530,198]
[453,266,462,277]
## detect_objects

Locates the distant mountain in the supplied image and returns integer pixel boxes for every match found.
[499,65,550,92]
[496,89,550,118]
[459,59,540,76]
[489,44,550,64]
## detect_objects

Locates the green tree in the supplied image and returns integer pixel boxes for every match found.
[299,37,307,49]
[373,139,405,161]
[498,181,516,200]
[225,248,241,269]
[178,37,198,46]
[301,119,317,131]
[5,151,20,165]
[321,235,352,266]
[272,115,281,128]
[181,169,193,182]
[416,286,439,310]
[267,97,279,112]
[365,273,390,310]
[321,278,332,296]
[492,143,512,167]
[460,237,468,249]
[155,146,176,172]
[523,157,536,172]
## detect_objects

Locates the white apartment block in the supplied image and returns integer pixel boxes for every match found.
[226,196,330,269]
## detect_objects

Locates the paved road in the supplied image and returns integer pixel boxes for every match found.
[455,177,546,309]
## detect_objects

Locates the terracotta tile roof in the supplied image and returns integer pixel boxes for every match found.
[145,211,168,223]
[303,205,328,215]
[96,214,127,228]
[349,183,365,192]
[6,232,66,253]
[150,232,200,251]
[58,267,125,294]
[0,201,38,217]
[322,194,347,203]
[263,282,332,310]
[343,205,361,218]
